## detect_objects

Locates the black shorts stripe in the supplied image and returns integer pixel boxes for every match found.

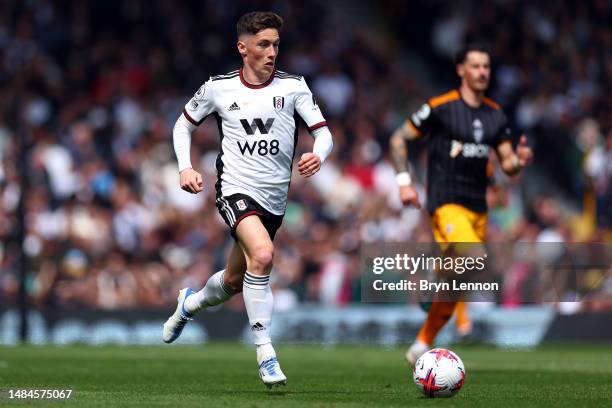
[217,198,236,226]
[221,197,236,225]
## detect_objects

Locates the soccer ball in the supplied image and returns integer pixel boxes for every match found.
[413,348,466,398]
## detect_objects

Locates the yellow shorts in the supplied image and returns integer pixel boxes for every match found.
[431,203,487,244]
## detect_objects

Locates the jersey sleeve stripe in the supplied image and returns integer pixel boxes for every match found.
[275,70,302,79]
[275,73,302,80]
[482,97,501,110]
[428,90,461,108]
[308,121,327,132]
[182,109,200,126]
[211,70,240,80]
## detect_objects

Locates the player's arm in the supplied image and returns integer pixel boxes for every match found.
[294,77,333,178]
[298,125,333,178]
[173,115,203,194]
[390,115,425,209]
[173,81,214,194]
[496,135,533,177]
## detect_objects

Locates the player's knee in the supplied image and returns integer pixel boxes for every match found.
[249,246,274,273]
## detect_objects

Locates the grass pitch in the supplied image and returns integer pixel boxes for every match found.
[1,343,610,407]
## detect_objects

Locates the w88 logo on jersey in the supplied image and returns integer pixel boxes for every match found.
[238,117,279,156]
[237,139,280,156]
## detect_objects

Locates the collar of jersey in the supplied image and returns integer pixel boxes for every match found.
[457,88,484,110]
[240,68,275,89]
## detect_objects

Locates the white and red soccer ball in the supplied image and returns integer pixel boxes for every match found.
[413,348,466,398]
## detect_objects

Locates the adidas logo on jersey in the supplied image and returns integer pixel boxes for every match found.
[228,102,240,111]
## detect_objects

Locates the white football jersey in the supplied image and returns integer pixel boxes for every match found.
[183,69,326,215]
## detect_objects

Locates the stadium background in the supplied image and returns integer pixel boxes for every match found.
[0,0,610,348]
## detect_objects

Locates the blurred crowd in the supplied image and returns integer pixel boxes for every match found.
[0,0,609,312]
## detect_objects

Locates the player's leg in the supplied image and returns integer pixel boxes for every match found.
[162,236,249,343]
[454,301,472,337]
[235,215,286,387]
[407,204,483,364]
[182,243,245,314]
[162,194,250,344]
[407,301,458,364]
[453,211,487,339]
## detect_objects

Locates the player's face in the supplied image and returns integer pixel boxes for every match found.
[238,28,280,79]
[458,51,490,92]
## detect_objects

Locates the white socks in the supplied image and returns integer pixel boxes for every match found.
[243,271,275,363]
[183,270,234,314]
[183,269,276,363]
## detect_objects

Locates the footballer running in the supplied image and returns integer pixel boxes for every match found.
[389,43,533,364]
[163,11,333,388]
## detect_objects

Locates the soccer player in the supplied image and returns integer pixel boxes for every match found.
[389,43,533,364]
[163,11,333,388]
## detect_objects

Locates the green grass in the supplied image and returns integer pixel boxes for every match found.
[1,343,611,407]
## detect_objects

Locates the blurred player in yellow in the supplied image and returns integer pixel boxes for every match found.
[389,43,533,363]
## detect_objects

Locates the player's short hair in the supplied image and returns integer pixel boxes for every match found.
[455,43,491,64]
[237,11,283,37]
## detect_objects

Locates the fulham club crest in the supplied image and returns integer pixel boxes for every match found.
[273,96,284,110]
[235,199,247,211]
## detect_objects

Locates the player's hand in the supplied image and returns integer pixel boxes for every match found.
[179,168,203,194]
[399,185,421,209]
[298,153,321,178]
[515,135,533,167]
